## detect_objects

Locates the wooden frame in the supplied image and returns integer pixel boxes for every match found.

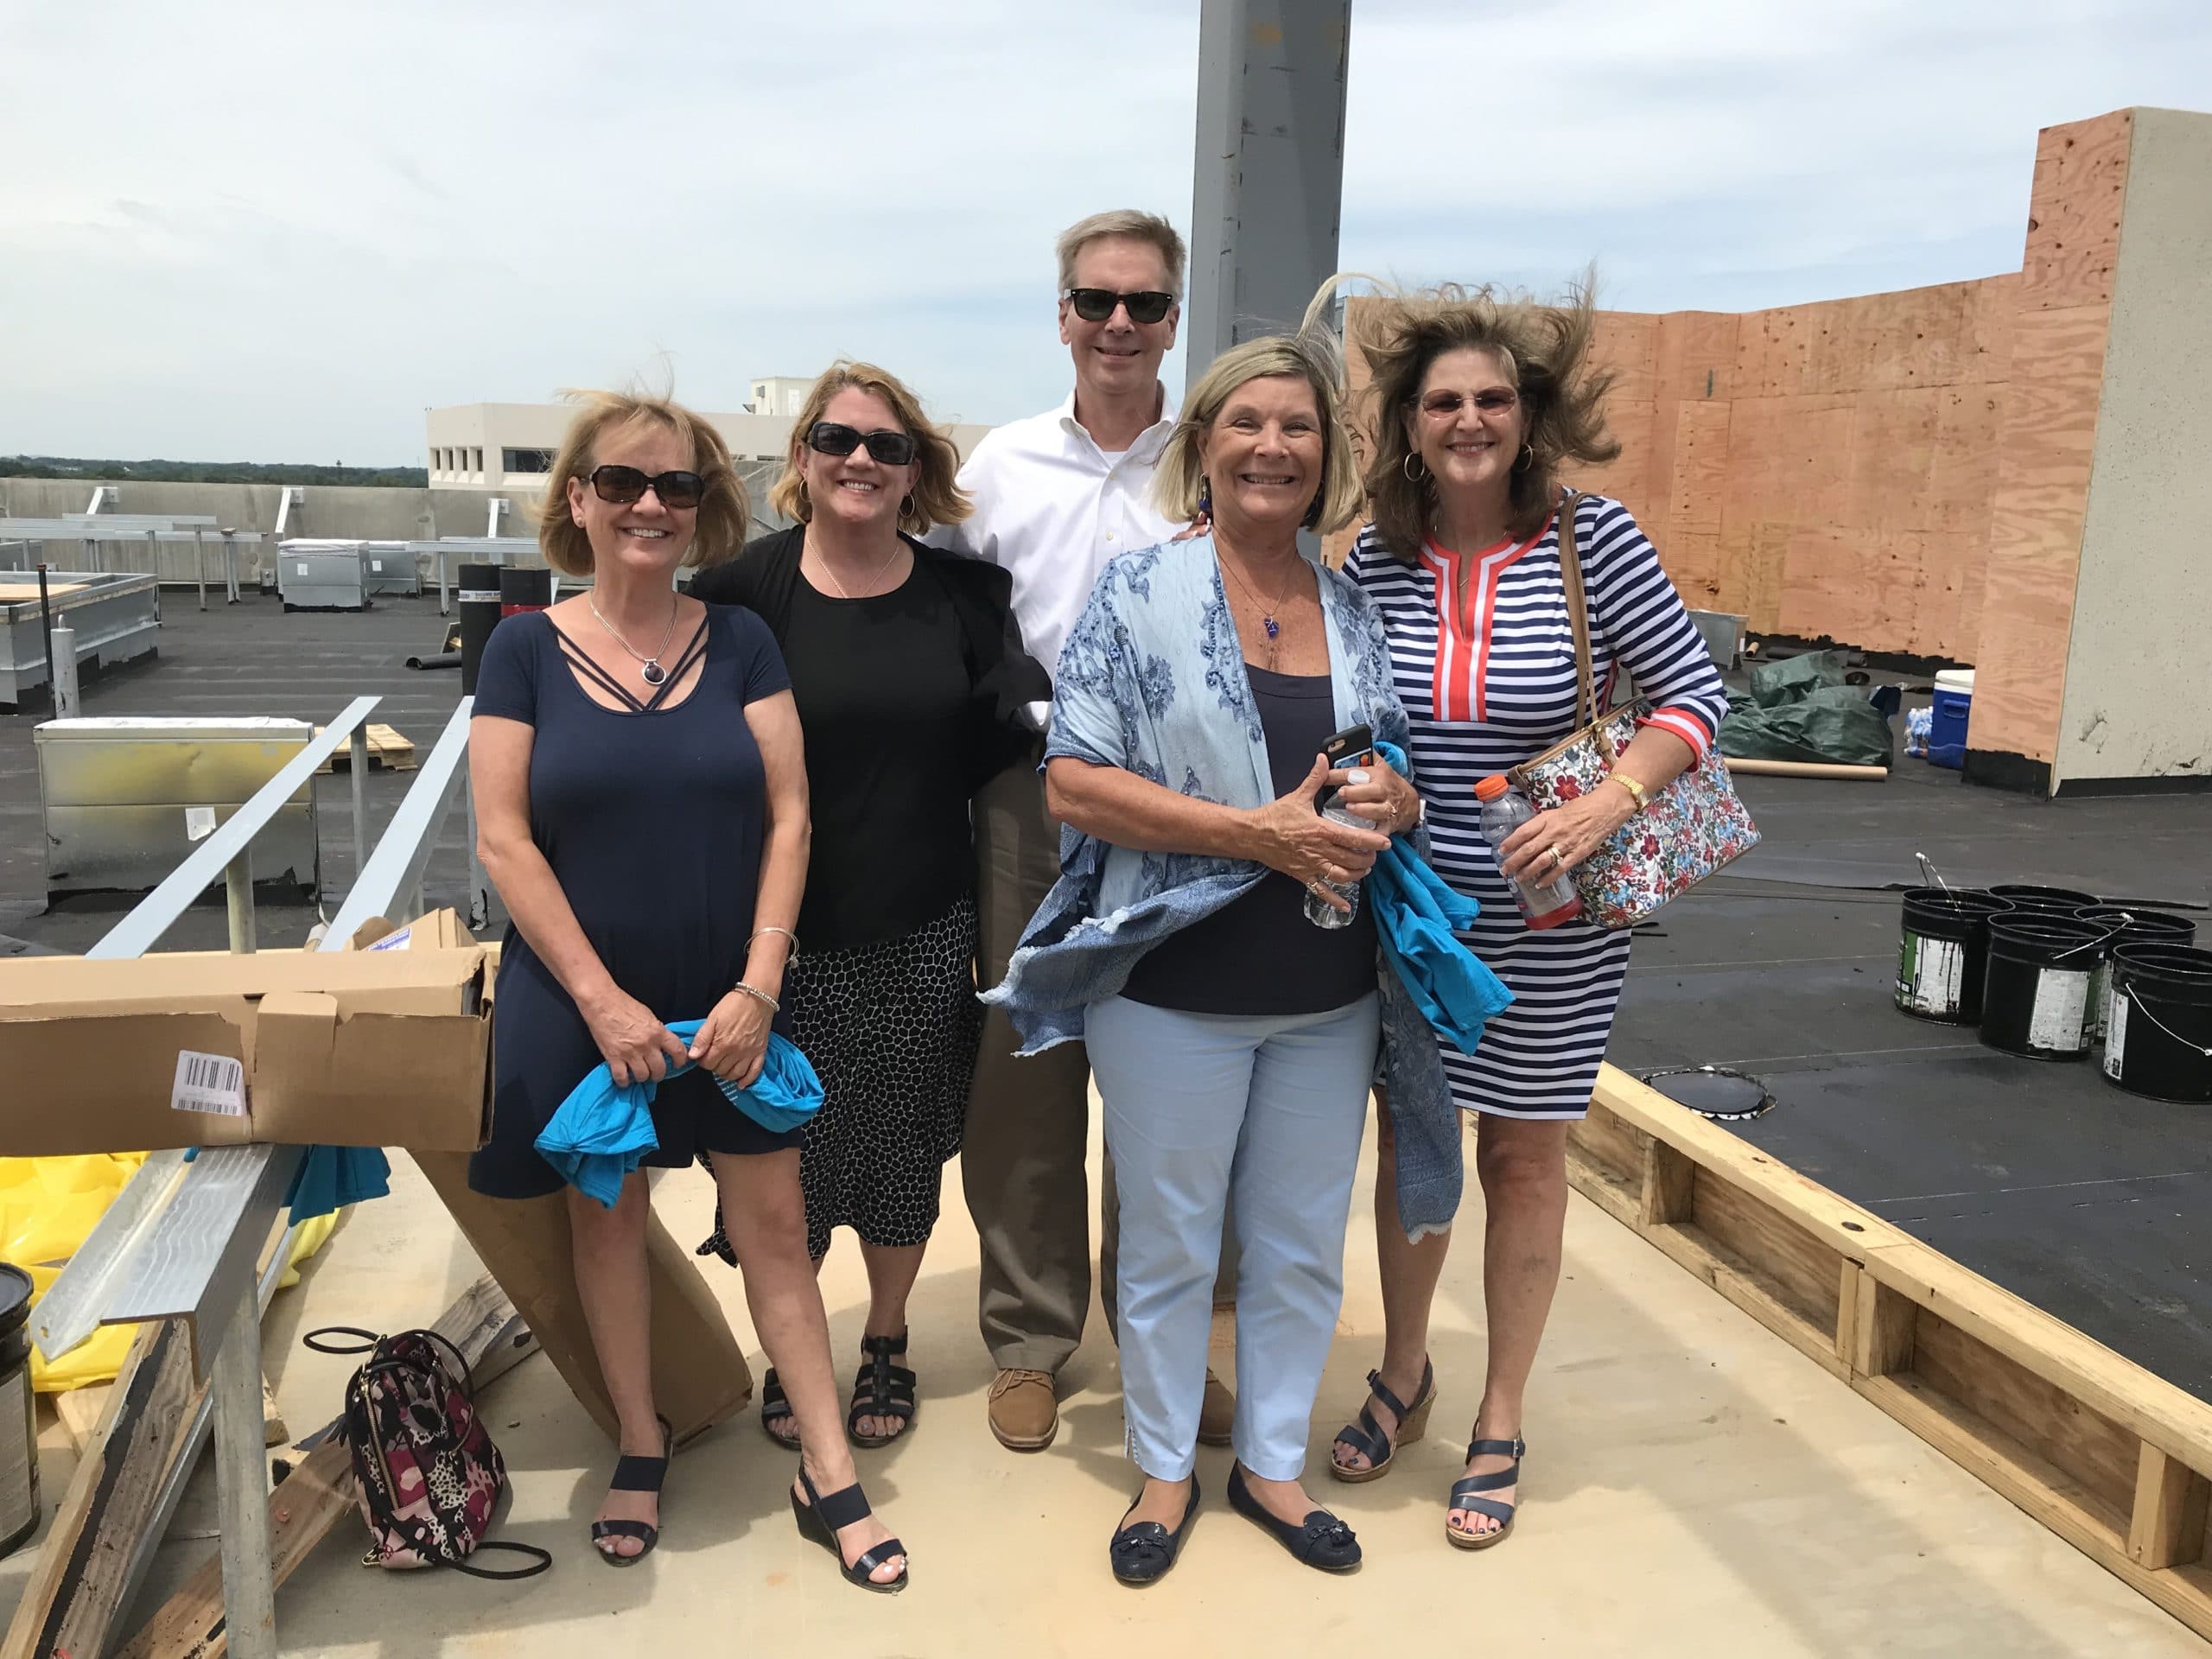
[1568,1064,2212,1640]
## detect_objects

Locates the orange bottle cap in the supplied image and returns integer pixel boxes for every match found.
[1473,775,1510,801]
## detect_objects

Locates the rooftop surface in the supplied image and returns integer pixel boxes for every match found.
[1,594,2206,1652]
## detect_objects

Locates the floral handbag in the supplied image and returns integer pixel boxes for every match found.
[1505,492,1760,929]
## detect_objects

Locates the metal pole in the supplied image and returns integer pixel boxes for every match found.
[195,527,207,611]
[50,622,80,718]
[465,764,488,931]
[210,1266,278,1659]
[437,545,448,616]
[35,562,56,709]
[225,847,256,953]
[350,727,371,881]
[225,531,240,603]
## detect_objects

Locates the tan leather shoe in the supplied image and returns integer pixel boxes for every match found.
[988,1369,1058,1451]
[1198,1367,1236,1446]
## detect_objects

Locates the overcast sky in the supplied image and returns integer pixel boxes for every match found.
[3,0,2208,465]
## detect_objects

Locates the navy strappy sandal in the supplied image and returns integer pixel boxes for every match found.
[1446,1435,1526,1551]
[791,1466,909,1593]
[591,1414,672,1567]
[847,1332,918,1448]
[1329,1358,1434,1484]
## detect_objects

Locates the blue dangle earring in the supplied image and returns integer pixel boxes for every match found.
[1198,476,1212,518]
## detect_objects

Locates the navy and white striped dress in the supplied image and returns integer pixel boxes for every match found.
[1345,496,1728,1119]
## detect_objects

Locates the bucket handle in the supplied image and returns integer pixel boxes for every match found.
[2048,917,2132,963]
[2115,985,2212,1058]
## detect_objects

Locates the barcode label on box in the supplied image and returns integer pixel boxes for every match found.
[365,925,413,951]
[171,1050,247,1116]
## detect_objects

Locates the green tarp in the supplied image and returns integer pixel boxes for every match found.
[1718,650,1895,768]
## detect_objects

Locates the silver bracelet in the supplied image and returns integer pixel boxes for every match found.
[748,925,799,959]
[730,981,779,1014]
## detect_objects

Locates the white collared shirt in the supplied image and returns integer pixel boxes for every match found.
[929,390,1184,711]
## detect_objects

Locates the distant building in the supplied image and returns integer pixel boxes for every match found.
[424,399,995,492]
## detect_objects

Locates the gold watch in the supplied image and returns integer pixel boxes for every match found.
[1611,773,1649,813]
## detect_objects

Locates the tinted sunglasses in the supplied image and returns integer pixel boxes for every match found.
[1417,390,1519,418]
[588,464,705,509]
[806,421,918,466]
[1064,287,1175,325]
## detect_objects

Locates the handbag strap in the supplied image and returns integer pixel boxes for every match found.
[1553,488,1595,730]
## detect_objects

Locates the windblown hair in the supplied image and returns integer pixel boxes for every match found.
[1351,273,1619,559]
[537,389,749,577]
[1055,209,1188,300]
[1152,327,1364,537]
[766,360,971,535]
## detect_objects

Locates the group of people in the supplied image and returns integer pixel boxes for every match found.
[466,208,1729,1592]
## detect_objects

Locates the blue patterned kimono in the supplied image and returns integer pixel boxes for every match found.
[982,535,1476,1238]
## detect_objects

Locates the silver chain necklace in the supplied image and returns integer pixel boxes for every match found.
[587,594,680,686]
[807,528,905,601]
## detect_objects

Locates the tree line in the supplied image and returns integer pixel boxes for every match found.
[2,455,428,487]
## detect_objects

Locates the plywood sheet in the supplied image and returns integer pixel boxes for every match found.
[2019,111,2133,313]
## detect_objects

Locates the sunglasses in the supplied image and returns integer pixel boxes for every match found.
[1417,390,1520,418]
[588,465,705,509]
[1063,287,1176,325]
[806,422,918,466]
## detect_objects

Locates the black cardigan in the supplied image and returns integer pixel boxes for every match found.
[689,526,1051,793]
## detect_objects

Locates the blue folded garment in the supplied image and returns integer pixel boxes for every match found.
[285,1145,391,1225]
[534,1020,824,1209]
[1368,741,1514,1054]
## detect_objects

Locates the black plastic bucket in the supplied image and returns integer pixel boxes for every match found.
[2102,943,2212,1103]
[0,1262,38,1559]
[1896,887,2012,1024]
[1980,912,2111,1060]
[2077,906,2198,1041]
[1986,883,2099,916]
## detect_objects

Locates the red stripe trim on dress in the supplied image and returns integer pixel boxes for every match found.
[1422,518,1553,725]
[1644,707,1713,757]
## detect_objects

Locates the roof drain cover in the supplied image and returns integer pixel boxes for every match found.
[1638,1065,1777,1122]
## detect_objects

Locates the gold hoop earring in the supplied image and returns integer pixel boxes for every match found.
[1402,453,1428,483]
[1513,445,1535,474]
[900,493,916,518]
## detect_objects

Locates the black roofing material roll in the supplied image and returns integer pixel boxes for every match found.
[1896,887,2011,1025]
[0,1262,38,1560]
[1980,912,2112,1061]
[2102,943,2212,1103]
[457,563,502,696]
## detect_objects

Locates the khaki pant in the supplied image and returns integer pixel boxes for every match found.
[965,760,1236,1375]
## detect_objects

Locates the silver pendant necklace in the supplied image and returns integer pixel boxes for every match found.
[587,594,680,686]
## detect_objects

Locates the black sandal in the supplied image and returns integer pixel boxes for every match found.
[759,1369,800,1446]
[1109,1474,1200,1586]
[847,1332,918,1448]
[1329,1357,1434,1484]
[1447,1435,1526,1550]
[790,1466,909,1593]
[590,1414,672,1567]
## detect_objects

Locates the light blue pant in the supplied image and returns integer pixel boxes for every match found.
[1088,992,1381,1482]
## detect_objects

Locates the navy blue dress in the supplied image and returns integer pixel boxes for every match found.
[467,604,804,1200]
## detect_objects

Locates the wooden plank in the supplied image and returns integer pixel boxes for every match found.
[1637,1135,1697,1228]
[52,1383,111,1455]
[1850,1267,1917,1376]
[1567,1097,1649,1189]
[314,723,416,775]
[1,1322,198,1659]
[1637,1218,1849,1382]
[1691,1167,1843,1333]
[2129,1443,2211,1571]
[114,1275,535,1659]
[2018,111,2133,313]
[260,1373,286,1447]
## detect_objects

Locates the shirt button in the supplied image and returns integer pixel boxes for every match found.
[1106,534,1116,542]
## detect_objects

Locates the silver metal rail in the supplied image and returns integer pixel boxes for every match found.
[324,697,475,944]
[30,691,416,1659]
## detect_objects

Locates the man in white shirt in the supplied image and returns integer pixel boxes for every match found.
[934,210,1234,1454]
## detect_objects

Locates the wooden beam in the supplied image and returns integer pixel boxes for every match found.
[1637,1135,1697,1227]
[259,1373,287,1447]
[52,1382,111,1456]
[1849,1267,1917,1376]
[2127,1442,2210,1572]
[114,1274,534,1659]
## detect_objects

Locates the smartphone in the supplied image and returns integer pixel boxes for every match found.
[1316,722,1374,812]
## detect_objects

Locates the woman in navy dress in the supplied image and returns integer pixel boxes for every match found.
[1327,286,1727,1550]
[469,391,906,1590]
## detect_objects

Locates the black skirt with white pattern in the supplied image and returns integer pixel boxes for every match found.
[698,891,982,1262]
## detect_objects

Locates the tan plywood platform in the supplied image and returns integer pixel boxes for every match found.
[7,1109,2205,1658]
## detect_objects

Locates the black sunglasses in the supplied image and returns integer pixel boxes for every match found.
[1063,287,1175,325]
[588,464,705,509]
[806,421,918,467]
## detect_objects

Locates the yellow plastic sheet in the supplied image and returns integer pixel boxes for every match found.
[1,1154,344,1392]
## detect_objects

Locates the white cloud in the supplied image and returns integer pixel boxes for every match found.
[1,0,2206,461]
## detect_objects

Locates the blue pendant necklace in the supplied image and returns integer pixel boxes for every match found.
[1218,548,1300,666]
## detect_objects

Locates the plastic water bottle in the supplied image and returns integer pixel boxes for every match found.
[1473,775,1584,930]
[1302,803,1369,929]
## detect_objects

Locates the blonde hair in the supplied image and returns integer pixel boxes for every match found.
[1152,327,1364,536]
[1351,272,1618,558]
[1055,210,1187,299]
[766,361,971,535]
[537,390,749,577]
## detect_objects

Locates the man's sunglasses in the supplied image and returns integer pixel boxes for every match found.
[806,422,918,466]
[588,465,705,509]
[1063,287,1175,325]
[1417,391,1520,418]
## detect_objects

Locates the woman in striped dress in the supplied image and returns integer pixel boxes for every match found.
[1327,283,1728,1549]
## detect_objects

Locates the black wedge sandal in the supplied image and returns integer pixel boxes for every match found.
[847,1332,918,1448]
[591,1414,672,1567]
[759,1368,800,1446]
[1446,1434,1526,1551]
[791,1466,909,1593]
[1329,1357,1434,1484]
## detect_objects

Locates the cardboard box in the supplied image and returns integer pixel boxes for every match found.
[0,948,493,1157]
[414,1152,754,1445]
[346,907,473,953]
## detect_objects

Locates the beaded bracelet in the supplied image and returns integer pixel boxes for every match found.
[730,982,779,1014]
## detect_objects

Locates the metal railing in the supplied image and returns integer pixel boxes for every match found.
[32,693,484,1658]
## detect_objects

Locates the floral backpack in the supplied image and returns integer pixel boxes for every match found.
[302,1326,551,1580]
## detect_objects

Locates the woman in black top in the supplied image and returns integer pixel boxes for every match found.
[690,362,1045,1449]
[470,391,906,1589]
